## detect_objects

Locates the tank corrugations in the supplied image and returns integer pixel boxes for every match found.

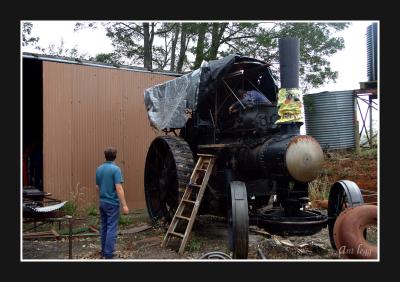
[367,23,378,82]
[304,90,355,150]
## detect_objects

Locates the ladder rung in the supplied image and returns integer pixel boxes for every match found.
[162,153,216,255]
[169,231,185,238]
[176,215,191,221]
[196,168,207,172]
[197,154,215,157]
[182,199,196,205]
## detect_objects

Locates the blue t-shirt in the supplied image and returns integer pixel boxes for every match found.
[231,90,272,111]
[96,161,124,206]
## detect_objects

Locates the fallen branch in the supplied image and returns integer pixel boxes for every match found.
[249,228,271,237]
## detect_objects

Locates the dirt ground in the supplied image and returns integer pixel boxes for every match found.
[23,212,340,260]
[325,150,377,192]
[23,149,377,260]
[309,149,378,207]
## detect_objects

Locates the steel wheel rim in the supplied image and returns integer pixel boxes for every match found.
[328,188,349,250]
[144,136,194,225]
[145,139,179,223]
[228,181,249,259]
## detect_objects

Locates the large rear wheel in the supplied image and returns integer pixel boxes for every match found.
[144,136,194,224]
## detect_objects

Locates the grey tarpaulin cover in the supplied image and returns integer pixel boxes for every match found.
[144,68,201,130]
[144,54,266,131]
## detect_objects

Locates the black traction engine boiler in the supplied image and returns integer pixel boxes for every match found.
[143,38,329,258]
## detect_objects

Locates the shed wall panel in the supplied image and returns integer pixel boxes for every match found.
[42,61,174,210]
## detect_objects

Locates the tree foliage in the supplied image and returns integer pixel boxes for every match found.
[22,22,39,47]
[75,21,350,90]
[22,22,89,59]
[36,39,88,59]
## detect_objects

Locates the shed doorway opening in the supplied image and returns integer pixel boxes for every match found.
[23,58,43,190]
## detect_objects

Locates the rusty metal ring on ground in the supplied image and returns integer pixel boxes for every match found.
[333,205,377,259]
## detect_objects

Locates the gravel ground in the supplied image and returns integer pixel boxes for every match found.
[23,213,344,260]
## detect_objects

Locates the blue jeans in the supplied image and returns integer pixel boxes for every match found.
[100,201,120,259]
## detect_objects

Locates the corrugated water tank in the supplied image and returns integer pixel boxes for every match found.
[304,90,355,150]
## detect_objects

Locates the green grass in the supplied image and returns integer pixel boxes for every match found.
[119,214,134,226]
[321,168,332,176]
[60,201,78,216]
[58,227,90,235]
[357,148,377,159]
[187,238,201,252]
[86,205,98,216]
[308,172,330,201]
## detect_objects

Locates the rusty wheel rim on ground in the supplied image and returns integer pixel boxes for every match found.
[333,205,377,259]
[144,136,194,224]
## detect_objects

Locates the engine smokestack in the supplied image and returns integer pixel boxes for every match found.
[278,38,300,88]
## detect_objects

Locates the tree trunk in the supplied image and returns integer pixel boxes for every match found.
[176,25,187,73]
[193,23,208,69]
[207,23,228,61]
[143,22,153,69]
[170,24,180,71]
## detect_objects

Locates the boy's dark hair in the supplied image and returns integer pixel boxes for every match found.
[104,147,117,161]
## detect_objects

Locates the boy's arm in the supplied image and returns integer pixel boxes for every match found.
[115,184,129,214]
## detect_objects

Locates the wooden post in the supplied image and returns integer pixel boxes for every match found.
[66,215,73,259]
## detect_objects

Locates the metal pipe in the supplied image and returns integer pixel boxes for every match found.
[223,80,246,109]
[257,248,267,259]
[66,215,73,259]
[369,96,373,147]
[278,38,300,88]
[354,94,360,153]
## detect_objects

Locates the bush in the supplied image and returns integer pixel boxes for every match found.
[86,205,98,216]
[357,148,377,159]
[61,201,78,216]
[308,172,330,201]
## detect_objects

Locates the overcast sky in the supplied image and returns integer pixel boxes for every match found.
[22,21,378,135]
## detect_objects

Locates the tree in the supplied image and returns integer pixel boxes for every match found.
[274,22,349,91]
[75,21,350,90]
[169,24,180,71]
[192,23,209,69]
[152,23,180,70]
[22,22,39,47]
[79,22,178,70]
[37,39,89,59]
[91,53,122,65]
[221,22,350,92]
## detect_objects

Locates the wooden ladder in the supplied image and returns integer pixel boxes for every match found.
[161,154,216,255]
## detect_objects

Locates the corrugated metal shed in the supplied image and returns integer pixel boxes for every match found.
[304,90,356,150]
[25,54,179,210]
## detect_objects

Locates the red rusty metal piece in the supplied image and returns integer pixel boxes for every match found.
[333,205,377,259]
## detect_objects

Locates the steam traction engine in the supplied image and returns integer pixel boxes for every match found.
[144,38,329,258]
